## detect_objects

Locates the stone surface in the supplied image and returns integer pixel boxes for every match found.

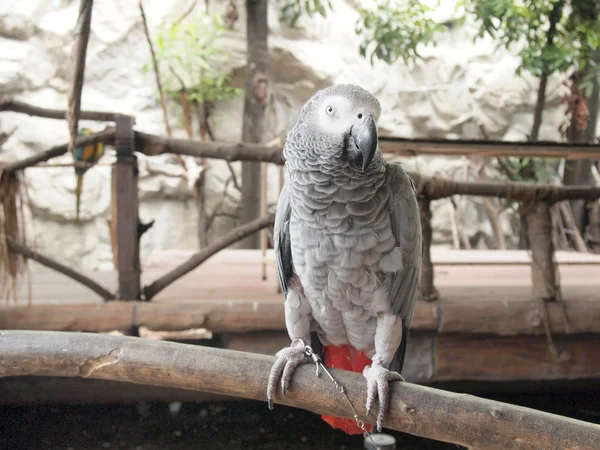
[0,0,588,270]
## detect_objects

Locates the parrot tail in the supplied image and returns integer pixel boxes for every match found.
[320,344,374,435]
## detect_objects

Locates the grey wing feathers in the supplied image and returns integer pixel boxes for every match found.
[385,163,422,373]
[385,163,422,325]
[274,182,294,296]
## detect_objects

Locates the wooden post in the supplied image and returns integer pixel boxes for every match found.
[239,0,269,249]
[418,196,439,301]
[590,201,600,253]
[110,116,140,300]
[524,202,561,301]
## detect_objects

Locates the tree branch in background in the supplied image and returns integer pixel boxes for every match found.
[557,201,589,253]
[137,131,285,164]
[66,0,94,155]
[139,0,172,137]
[5,236,115,301]
[0,98,130,122]
[2,128,115,172]
[143,214,275,300]
[2,331,600,450]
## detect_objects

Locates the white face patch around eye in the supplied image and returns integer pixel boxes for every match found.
[317,95,354,135]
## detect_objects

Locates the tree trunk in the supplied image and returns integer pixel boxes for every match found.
[239,0,269,249]
[529,73,549,143]
[517,1,563,249]
[527,0,563,144]
[563,51,600,236]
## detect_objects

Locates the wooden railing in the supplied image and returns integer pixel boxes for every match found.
[2,98,600,306]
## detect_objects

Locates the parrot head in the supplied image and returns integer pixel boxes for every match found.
[288,84,382,172]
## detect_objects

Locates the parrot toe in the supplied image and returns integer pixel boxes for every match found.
[362,355,404,432]
[266,340,310,410]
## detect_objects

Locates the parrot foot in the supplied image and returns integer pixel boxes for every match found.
[266,339,311,410]
[363,355,404,432]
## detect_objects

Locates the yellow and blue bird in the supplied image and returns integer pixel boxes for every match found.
[73,127,105,223]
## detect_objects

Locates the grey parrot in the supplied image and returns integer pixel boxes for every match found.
[267,84,422,434]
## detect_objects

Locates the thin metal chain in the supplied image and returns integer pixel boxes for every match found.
[302,343,381,450]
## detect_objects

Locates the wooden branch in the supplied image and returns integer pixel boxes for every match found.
[143,214,275,300]
[413,173,600,203]
[1,331,599,450]
[137,131,285,165]
[4,295,600,336]
[1,127,115,172]
[0,98,132,123]
[0,301,286,333]
[378,136,600,160]
[5,236,115,301]
[558,201,589,253]
[138,0,172,137]
[4,95,600,159]
[142,132,600,161]
[136,132,600,203]
[4,128,600,204]
[66,0,94,156]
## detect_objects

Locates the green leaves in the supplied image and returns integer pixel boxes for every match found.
[355,0,444,66]
[279,0,333,27]
[350,0,599,89]
[462,0,600,80]
[148,13,242,104]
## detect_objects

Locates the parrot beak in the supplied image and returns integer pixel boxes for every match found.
[350,114,378,171]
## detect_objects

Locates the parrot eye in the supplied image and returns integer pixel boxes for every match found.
[325,105,334,116]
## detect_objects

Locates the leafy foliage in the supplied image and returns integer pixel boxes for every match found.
[356,0,444,65]
[460,0,599,86]
[353,0,599,85]
[279,0,333,27]
[143,14,242,105]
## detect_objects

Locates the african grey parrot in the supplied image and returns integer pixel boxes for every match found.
[267,84,422,434]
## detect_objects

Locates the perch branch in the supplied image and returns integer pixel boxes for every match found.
[1,331,599,450]
[4,237,115,301]
[2,128,115,172]
[138,0,172,137]
[143,214,275,300]
[0,98,132,123]
[66,0,94,156]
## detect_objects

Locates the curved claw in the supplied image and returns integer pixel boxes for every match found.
[363,356,405,432]
[266,341,310,410]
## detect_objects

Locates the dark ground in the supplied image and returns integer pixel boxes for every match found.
[1,388,599,450]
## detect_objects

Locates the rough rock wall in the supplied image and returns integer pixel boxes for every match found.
[0,0,576,269]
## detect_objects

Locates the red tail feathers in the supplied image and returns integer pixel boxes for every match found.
[320,344,374,435]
